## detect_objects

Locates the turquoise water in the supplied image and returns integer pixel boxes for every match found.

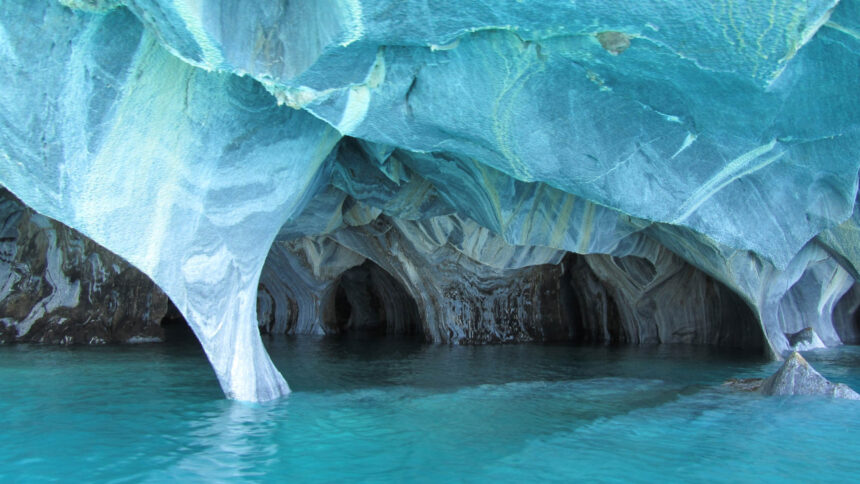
[1,336,859,483]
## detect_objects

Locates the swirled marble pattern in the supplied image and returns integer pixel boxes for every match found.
[1,0,858,400]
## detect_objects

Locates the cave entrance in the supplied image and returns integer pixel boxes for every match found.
[562,252,766,354]
[323,260,423,339]
[160,298,199,347]
[834,283,860,344]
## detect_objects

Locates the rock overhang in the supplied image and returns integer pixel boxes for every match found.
[0,0,858,400]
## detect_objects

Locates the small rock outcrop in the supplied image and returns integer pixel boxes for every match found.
[760,352,860,400]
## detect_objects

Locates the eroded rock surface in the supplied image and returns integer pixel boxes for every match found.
[760,352,860,399]
[0,189,167,344]
[0,0,858,400]
[786,327,826,351]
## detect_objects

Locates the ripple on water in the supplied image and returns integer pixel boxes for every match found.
[0,338,858,482]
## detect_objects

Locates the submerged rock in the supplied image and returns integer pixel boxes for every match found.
[596,31,631,55]
[760,352,860,399]
[723,378,765,392]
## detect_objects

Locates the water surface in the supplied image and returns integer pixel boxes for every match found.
[1,336,859,482]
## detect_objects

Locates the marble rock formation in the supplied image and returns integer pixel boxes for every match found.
[0,0,858,400]
[833,284,860,344]
[0,189,167,344]
[760,352,860,399]
[785,327,826,351]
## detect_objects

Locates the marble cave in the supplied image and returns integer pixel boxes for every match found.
[1,1,859,480]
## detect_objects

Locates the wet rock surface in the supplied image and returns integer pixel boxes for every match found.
[0,0,859,400]
[723,378,765,393]
[786,327,826,351]
[0,190,167,344]
[760,352,860,399]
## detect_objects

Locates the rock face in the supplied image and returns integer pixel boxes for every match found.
[0,190,167,344]
[257,224,766,349]
[785,327,826,351]
[833,284,860,344]
[760,352,860,400]
[0,1,858,400]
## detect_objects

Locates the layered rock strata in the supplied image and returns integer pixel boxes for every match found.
[0,189,167,344]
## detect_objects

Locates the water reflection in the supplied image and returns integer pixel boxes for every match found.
[0,339,858,482]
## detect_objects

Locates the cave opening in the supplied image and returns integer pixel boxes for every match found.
[160,298,198,346]
[854,308,860,340]
[834,283,860,344]
[562,252,767,354]
[323,260,424,340]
